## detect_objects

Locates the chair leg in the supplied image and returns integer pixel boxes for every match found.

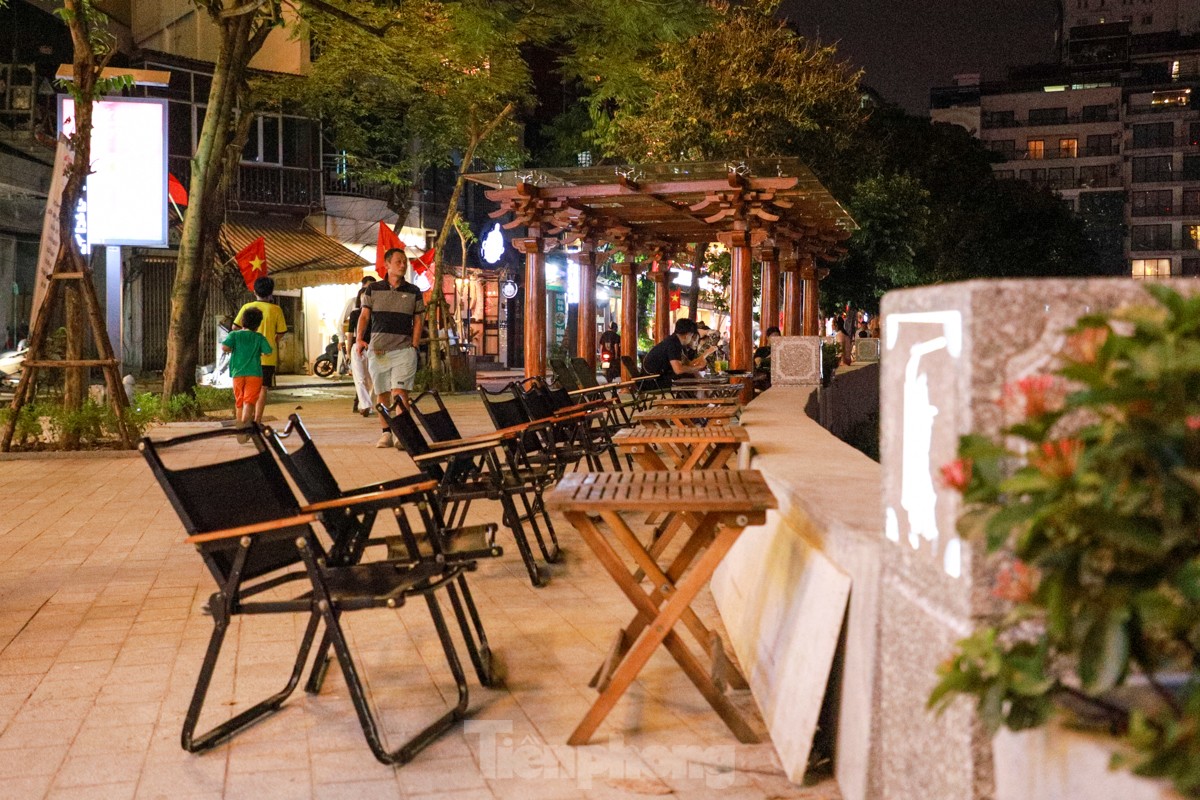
[446,578,499,687]
[183,610,321,753]
[500,493,546,587]
[311,576,470,765]
[517,487,560,563]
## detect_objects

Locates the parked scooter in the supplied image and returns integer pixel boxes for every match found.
[0,340,27,390]
[312,334,349,379]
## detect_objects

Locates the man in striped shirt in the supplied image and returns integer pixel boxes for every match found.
[355,248,425,448]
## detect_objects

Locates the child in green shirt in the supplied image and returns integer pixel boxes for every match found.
[221,306,273,436]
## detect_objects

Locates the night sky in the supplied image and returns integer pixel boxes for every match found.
[780,0,1060,113]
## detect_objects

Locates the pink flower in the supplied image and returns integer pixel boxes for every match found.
[1001,375,1066,420]
[1031,439,1084,479]
[1062,326,1109,365]
[994,560,1036,603]
[940,458,973,492]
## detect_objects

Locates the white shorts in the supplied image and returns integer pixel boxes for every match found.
[368,347,418,393]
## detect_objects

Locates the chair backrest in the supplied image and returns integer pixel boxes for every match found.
[265,415,341,503]
[621,354,642,378]
[141,427,307,583]
[380,403,480,485]
[513,378,555,421]
[411,390,462,443]
[478,383,541,453]
[549,356,581,391]
[544,380,573,411]
[570,357,600,389]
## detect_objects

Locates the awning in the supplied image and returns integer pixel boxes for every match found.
[221,213,369,290]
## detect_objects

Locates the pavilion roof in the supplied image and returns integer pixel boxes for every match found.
[463,158,855,261]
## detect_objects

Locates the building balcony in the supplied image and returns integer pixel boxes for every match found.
[1126,136,1200,150]
[169,155,323,213]
[981,111,1120,129]
[322,154,395,202]
[1008,145,1119,160]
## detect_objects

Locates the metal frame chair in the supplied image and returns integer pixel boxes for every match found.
[264,414,501,687]
[141,425,471,765]
[379,402,558,586]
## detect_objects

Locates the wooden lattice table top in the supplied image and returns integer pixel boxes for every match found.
[613,425,750,446]
[651,397,741,407]
[547,470,776,513]
[634,406,741,423]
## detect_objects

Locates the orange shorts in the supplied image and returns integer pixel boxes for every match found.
[233,376,263,408]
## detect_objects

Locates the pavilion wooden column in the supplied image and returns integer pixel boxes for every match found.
[650,262,674,342]
[577,246,598,368]
[518,231,547,378]
[802,263,822,336]
[727,230,754,373]
[757,246,779,344]
[615,261,642,378]
[780,256,802,336]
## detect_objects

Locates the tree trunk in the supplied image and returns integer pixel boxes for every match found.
[426,102,514,378]
[162,13,267,398]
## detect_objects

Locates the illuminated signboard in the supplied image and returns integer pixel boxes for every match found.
[59,96,168,247]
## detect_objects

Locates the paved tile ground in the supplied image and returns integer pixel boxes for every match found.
[0,391,840,800]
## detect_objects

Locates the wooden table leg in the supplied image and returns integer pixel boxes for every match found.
[567,516,758,746]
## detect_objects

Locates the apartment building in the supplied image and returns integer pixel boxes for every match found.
[932,15,1200,278]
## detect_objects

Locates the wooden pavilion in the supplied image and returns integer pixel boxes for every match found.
[463,159,855,384]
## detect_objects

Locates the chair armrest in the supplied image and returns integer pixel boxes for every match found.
[567,386,613,397]
[554,399,609,416]
[412,441,499,462]
[427,431,508,449]
[300,481,439,513]
[186,512,318,545]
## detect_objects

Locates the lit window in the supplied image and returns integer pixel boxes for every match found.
[1132,258,1171,278]
[1059,138,1078,157]
[1027,140,1045,159]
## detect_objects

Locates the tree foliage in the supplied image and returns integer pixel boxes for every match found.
[604,6,864,170]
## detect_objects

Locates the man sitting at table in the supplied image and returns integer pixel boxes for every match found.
[643,318,707,390]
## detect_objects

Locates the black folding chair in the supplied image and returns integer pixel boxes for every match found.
[478,382,585,480]
[514,377,621,472]
[412,390,559,547]
[141,425,471,765]
[265,414,501,687]
[379,402,558,586]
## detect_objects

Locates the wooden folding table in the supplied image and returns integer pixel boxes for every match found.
[547,470,777,746]
[634,405,740,428]
[613,424,749,472]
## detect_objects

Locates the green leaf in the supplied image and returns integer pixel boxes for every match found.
[1174,560,1200,602]
[1078,606,1130,693]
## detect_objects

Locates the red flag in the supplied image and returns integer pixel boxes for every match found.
[376,222,404,279]
[411,248,435,292]
[236,237,267,292]
[167,173,188,207]
[669,288,681,311]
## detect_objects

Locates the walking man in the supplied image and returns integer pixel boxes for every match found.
[355,248,425,448]
[233,276,287,424]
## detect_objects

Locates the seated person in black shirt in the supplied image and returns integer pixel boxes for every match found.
[754,327,781,371]
[642,318,706,390]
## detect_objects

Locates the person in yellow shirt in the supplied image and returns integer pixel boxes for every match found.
[233,276,287,424]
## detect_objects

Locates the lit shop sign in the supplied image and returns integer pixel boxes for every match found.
[500,280,518,299]
[74,193,89,255]
[59,96,169,247]
[481,223,505,264]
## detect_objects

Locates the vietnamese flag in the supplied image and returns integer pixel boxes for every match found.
[376,222,404,279]
[411,248,434,291]
[167,173,189,206]
[669,288,681,311]
[236,237,267,292]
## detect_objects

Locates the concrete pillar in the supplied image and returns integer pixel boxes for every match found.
[577,246,597,368]
[518,232,546,378]
[615,261,641,378]
[758,246,779,344]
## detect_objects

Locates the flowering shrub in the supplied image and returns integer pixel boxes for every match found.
[930,285,1200,796]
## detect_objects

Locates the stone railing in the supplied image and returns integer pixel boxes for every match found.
[713,293,1184,800]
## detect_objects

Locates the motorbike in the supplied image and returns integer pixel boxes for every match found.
[312,334,349,379]
[0,340,27,390]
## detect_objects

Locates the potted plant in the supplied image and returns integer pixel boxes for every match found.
[931,285,1200,796]
[821,341,839,387]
